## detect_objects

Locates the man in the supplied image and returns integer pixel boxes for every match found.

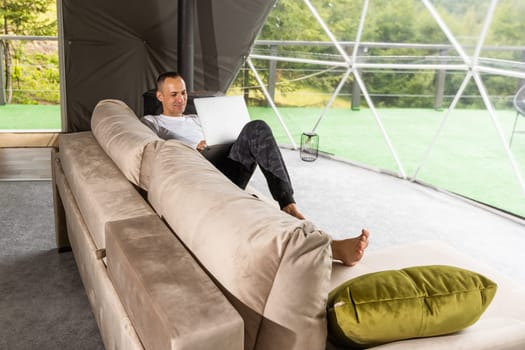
[142,71,369,266]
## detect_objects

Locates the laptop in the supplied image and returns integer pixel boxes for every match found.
[193,95,251,146]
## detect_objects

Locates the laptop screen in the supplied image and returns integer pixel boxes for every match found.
[194,95,251,146]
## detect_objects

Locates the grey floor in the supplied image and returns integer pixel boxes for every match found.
[250,149,525,286]
[0,180,104,350]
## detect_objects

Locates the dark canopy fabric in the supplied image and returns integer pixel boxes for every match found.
[60,0,275,132]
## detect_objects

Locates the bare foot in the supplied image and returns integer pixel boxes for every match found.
[282,203,306,220]
[331,229,370,266]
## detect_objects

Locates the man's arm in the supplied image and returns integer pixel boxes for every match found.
[141,116,161,134]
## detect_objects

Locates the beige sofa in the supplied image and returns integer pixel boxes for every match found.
[52,99,525,350]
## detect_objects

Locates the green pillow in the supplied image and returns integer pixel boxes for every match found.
[327,265,497,348]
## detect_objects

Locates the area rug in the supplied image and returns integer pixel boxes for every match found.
[0,181,104,350]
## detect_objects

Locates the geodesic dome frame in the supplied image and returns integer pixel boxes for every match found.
[246,0,525,203]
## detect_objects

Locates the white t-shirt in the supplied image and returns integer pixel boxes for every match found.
[142,114,204,149]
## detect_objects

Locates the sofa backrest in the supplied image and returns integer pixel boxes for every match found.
[91,99,162,190]
[148,140,333,350]
[59,132,156,250]
[59,99,164,250]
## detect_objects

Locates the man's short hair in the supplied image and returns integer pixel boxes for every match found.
[157,71,182,91]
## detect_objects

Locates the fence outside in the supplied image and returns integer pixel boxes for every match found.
[1,36,524,109]
[0,35,59,106]
[248,40,525,109]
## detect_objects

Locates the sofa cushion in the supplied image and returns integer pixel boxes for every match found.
[91,99,161,187]
[148,140,333,350]
[327,265,497,348]
[59,132,155,250]
[139,139,164,191]
[106,215,243,350]
[53,158,144,349]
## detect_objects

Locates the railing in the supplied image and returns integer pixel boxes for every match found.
[0,35,59,105]
[1,36,524,109]
[249,40,525,109]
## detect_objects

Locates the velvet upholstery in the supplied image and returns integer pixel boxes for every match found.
[327,265,497,348]
[106,215,244,350]
[148,140,333,350]
[59,132,155,250]
[56,131,245,349]
[139,140,164,191]
[91,99,161,186]
[53,156,144,350]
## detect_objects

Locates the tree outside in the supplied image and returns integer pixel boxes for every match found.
[0,0,58,104]
[233,0,525,110]
[0,0,523,108]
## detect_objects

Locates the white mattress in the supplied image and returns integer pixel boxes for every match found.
[328,240,525,350]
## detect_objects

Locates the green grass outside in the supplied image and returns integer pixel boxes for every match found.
[249,106,525,218]
[1,103,524,218]
[0,104,61,130]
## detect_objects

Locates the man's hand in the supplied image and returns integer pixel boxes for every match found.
[196,140,207,152]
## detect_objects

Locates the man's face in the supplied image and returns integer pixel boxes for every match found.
[156,76,188,116]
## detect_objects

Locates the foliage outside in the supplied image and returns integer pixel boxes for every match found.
[232,0,525,109]
[0,0,523,108]
[0,0,58,104]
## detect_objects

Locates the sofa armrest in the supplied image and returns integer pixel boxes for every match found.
[106,215,244,350]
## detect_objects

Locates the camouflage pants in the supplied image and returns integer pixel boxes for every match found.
[203,120,295,208]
